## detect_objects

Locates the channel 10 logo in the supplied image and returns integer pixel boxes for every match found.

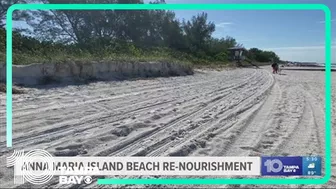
[264,159,283,173]
[261,157,303,176]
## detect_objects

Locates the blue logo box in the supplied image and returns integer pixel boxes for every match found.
[261,156,303,176]
[261,156,321,176]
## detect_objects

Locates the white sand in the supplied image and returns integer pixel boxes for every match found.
[0,67,335,188]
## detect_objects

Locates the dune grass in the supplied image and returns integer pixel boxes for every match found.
[0,47,229,67]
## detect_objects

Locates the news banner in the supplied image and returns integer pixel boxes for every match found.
[2,145,322,185]
[12,155,322,184]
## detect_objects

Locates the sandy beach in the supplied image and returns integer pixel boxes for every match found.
[0,67,335,188]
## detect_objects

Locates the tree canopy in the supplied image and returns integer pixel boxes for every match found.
[246,48,280,63]
[0,0,281,65]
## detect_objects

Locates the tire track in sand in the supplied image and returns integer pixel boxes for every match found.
[0,71,259,150]
[97,70,268,157]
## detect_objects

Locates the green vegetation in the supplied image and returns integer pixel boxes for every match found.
[0,0,280,66]
[246,48,280,63]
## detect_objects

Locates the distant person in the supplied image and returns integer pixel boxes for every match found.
[271,62,279,74]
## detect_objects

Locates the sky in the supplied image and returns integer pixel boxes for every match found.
[143,0,336,63]
[11,0,336,63]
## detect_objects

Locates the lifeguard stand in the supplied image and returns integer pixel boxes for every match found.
[228,47,247,67]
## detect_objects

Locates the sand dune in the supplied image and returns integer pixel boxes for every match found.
[0,67,334,188]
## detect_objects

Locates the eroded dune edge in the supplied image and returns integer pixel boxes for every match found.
[0,61,193,86]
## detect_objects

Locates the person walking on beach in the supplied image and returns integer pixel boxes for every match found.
[271,62,279,74]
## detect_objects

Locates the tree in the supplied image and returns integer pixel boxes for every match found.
[183,12,215,55]
[247,48,280,63]
[0,0,30,28]
[1,0,19,27]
